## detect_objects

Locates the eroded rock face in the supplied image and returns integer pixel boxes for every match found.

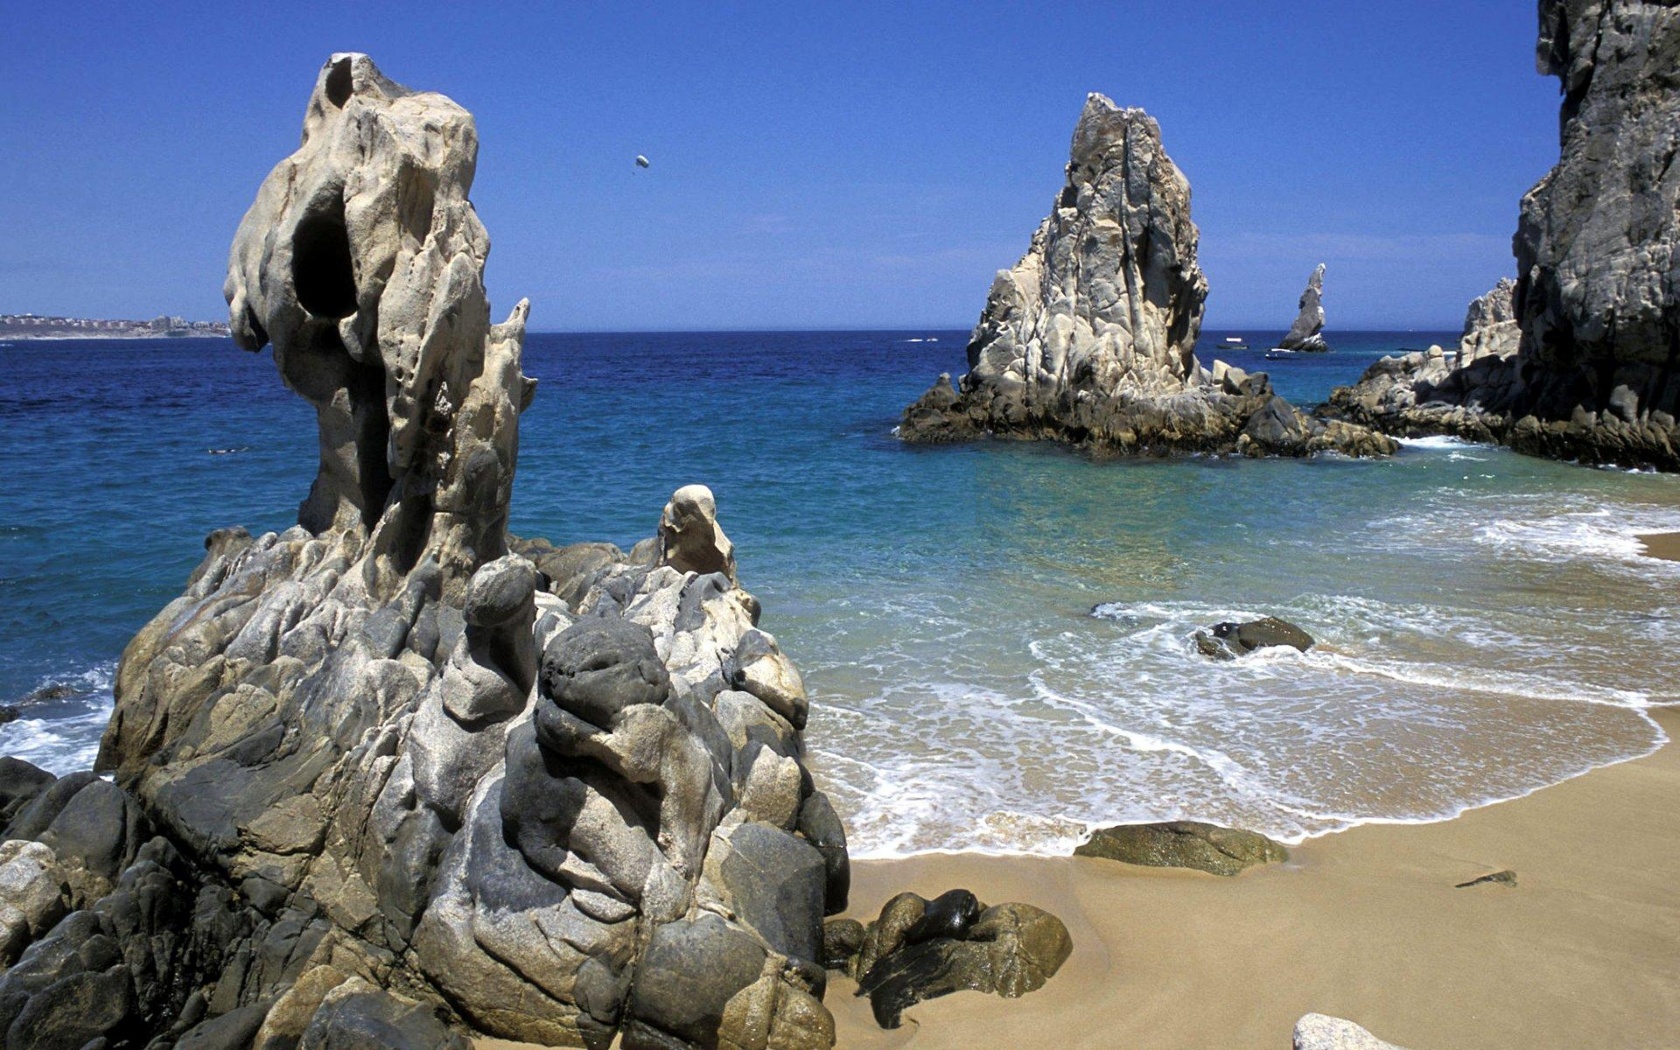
[224,52,535,594]
[659,484,737,584]
[899,94,1392,459]
[1326,2,1680,469]
[1278,264,1330,352]
[0,53,852,1050]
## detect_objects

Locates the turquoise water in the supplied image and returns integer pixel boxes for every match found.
[4,330,1677,856]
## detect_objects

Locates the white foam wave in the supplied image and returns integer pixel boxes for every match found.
[1395,434,1490,450]
[1472,507,1680,566]
[1,662,116,775]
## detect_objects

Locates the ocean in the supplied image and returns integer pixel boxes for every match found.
[4,329,1677,858]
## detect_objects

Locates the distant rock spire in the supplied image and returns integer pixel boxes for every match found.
[1277,264,1329,352]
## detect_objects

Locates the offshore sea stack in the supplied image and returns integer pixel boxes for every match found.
[1276,264,1330,352]
[0,55,850,1050]
[900,94,1393,458]
[1329,0,1680,469]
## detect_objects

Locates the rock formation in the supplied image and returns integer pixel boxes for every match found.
[1193,616,1315,660]
[1277,264,1330,352]
[1326,1,1680,469]
[1325,279,1524,443]
[899,94,1392,459]
[1074,821,1288,876]
[0,54,852,1050]
[823,890,1071,1029]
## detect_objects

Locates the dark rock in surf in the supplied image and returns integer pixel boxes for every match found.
[1193,616,1314,659]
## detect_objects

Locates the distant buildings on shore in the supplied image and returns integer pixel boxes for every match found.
[0,313,230,339]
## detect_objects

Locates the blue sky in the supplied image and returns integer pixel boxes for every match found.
[0,1,1558,330]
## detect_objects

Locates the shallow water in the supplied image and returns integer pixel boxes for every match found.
[2,330,1674,857]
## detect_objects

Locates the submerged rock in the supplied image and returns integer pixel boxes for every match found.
[1325,1,1680,471]
[897,94,1392,459]
[833,890,1072,1029]
[1278,264,1330,352]
[0,53,852,1050]
[1293,1013,1411,1050]
[1075,821,1288,876]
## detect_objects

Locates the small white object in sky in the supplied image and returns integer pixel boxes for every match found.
[635,155,650,169]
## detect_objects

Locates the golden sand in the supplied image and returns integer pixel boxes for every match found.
[828,708,1680,1049]
[1639,531,1680,562]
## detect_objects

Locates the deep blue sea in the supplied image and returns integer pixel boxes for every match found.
[5,329,1679,856]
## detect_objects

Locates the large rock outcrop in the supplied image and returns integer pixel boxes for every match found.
[0,54,850,1050]
[1326,1,1680,469]
[1324,279,1524,443]
[1277,264,1330,352]
[899,94,1392,459]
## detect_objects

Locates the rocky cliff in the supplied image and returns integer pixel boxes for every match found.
[1327,0,1680,469]
[1277,265,1330,352]
[0,55,849,1050]
[1325,279,1524,442]
[900,94,1392,459]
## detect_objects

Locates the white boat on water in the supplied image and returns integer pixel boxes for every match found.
[1264,347,1299,360]
[1222,336,1249,350]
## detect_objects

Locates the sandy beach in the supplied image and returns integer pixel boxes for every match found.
[828,706,1680,1049]
[1639,531,1680,562]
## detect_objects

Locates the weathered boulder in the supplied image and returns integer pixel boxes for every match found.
[1075,821,1288,876]
[899,94,1392,459]
[1277,264,1330,352]
[835,891,1072,1029]
[1325,2,1680,470]
[835,891,1070,1029]
[1293,1013,1411,1050]
[0,841,69,965]
[0,759,58,828]
[660,484,738,584]
[297,979,469,1050]
[1193,616,1315,660]
[0,53,855,1050]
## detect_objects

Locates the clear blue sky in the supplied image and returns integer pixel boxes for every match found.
[0,1,1558,330]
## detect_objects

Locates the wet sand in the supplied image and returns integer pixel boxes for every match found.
[1639,530,1680,562]
[829,707,1680,1050]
